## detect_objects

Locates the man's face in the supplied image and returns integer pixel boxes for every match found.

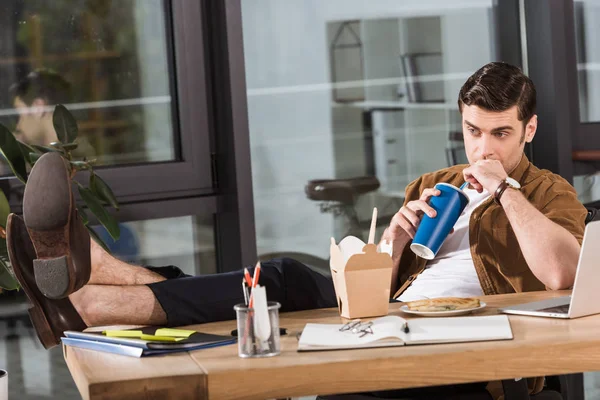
[13,96,46,144]
[461,104,537,173]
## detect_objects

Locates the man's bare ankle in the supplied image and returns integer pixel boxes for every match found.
[134,268,166,285]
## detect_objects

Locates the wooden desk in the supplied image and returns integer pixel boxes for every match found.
[64,290,600,399]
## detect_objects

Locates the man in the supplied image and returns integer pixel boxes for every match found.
[10,69,71,146]
[385,63,584,302]
[9,69,94,156]
[7,62,586,397]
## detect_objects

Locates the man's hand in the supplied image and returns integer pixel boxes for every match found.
[382,187,442,294]
[462,159,507,193]
[382,188,440,245]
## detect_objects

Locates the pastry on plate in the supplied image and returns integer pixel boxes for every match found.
[405,297,480,312]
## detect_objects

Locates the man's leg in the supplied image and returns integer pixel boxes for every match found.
[70,257,336,328]
[69,285,167,326]
[87,240,169,286]
[68,240,185,326]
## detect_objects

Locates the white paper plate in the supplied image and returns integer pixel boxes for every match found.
[399,301,486,317]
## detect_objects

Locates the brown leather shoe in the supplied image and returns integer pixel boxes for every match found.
[7,213,87,349]
[22,152,91,299]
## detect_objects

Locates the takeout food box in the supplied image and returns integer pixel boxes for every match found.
[329,236,393,319]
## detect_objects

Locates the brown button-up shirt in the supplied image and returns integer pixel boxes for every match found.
[393,153,587,298]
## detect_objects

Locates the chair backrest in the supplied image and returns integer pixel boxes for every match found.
[585,206,600,225]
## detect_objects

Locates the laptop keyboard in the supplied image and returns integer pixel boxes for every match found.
[537,304,570,314]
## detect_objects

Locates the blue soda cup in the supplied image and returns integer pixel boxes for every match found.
[410,183,470,260]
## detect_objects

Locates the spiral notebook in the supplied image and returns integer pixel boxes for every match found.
[297,315,512,351]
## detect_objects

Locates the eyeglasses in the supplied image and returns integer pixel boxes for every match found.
[339,319,373,338]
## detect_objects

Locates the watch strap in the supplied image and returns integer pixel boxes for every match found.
[494,180,509,205]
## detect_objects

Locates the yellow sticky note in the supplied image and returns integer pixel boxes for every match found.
[140,334,185,342]
[155,328,195,338]
[104,330,144,338]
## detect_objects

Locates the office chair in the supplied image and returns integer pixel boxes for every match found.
[304,176,381,238]
[255,177,381,275]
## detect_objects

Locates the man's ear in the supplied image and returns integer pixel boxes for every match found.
[31,98,47,118]
[525,114,537,143]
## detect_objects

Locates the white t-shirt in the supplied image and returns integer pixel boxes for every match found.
[397,186,490,302]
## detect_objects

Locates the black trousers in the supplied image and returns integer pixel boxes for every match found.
[145,258,490,400]
[146,257,337,326]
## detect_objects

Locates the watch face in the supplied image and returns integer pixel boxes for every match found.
[506,177,521,189]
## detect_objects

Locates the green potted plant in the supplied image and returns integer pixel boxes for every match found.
[0,104,120,291]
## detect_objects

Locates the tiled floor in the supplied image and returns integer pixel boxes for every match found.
[2,301,600,399]
[0,319,80,399]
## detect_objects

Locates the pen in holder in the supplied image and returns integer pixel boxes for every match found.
[234,292,281,358]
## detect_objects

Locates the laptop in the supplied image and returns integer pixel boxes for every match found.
[499,220,600,319]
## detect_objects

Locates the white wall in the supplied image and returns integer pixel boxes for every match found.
[242,0,494,259]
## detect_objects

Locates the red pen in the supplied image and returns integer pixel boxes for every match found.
[243,268,253,287]
[248,262,261,308]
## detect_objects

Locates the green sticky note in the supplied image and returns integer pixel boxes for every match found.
[140,334,185,342]
[103,330,144,338]
[155,328,195,338]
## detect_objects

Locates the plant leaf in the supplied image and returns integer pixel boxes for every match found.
[17,142,36,165]
[31,144,61,153]
[77,206,89,225]
[0,190,10,229]
[85,225,110,253]
[78,186,120,241]
[70,161,89,170]
[63,143,78,151]
[29,152,42,164]
[52,105,78,144]
[90,173,119,210]
[0,124,28,183]
[0,240,19,291]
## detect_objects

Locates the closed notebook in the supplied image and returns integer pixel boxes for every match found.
[297,315,512,351]
[62,327,236,357]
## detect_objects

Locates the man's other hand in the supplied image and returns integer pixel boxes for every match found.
[462,159,507,194]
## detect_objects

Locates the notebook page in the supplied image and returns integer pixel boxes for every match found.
[405,315,513,345]
[298,316,406,348]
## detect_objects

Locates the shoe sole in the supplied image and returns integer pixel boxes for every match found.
[23,152,78,299]
[28,302,61,349]
[7,214,60,349]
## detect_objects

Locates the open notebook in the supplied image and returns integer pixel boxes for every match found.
[297,315,512,351]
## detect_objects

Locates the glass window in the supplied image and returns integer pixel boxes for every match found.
[92,214,217,276]
[241,0,513,262]
[572,0,600,205]
[574,0,600,123]
[0,0,176,170]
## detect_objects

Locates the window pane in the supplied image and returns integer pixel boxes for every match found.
[92,214,217,276]
[573,0,600,205]
[574,0,600,123]
[242,1,515,263]
[0,0,176,172]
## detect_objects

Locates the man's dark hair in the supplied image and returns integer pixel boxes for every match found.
[458,62,536,126]
[9,69,71,106]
